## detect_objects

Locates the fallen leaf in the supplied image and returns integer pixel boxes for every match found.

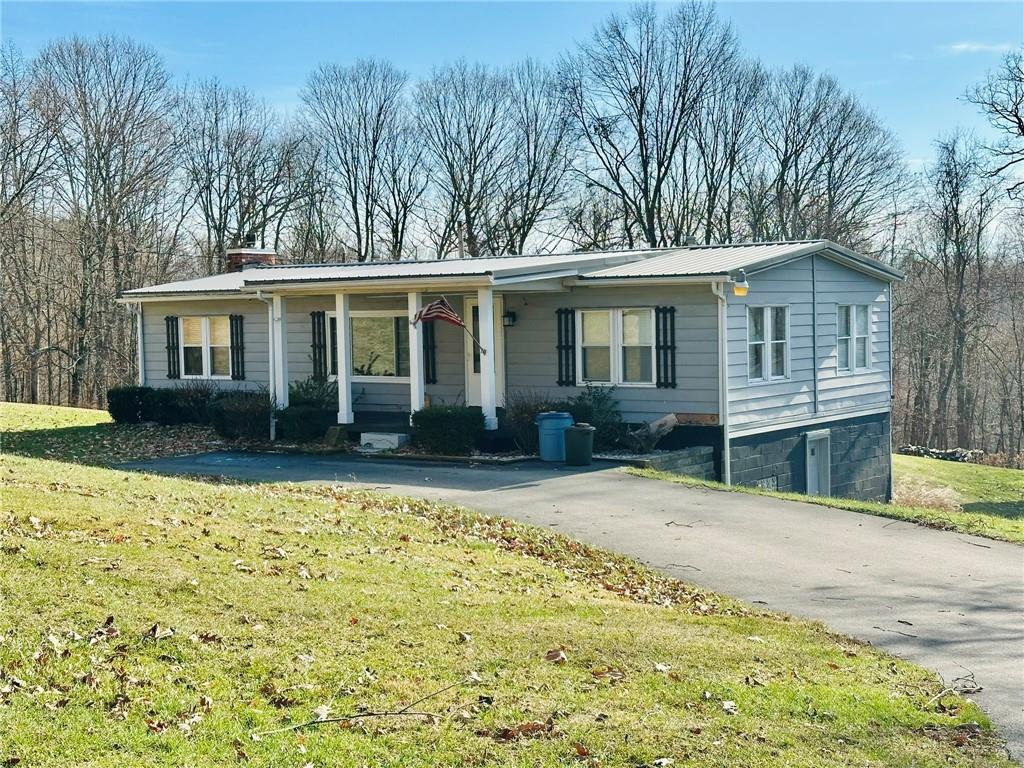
[144,624,175,641]
[145,717,168,734]
[545,648,568,664]
[591,666,626,683]
[722,700,738,715]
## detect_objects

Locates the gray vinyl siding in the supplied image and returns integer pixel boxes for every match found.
[726,254,891,432]
[503,285,719,424]
[813,256,891,413]
[141,299,269,390]
[285,295,403,412]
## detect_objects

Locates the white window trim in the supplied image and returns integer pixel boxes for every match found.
[326,309,411,384]
[179,316,232,380]
[574,308,656,388]
[746,305,790,384]
[837,304,873,374]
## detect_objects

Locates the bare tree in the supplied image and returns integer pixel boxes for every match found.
[416,61,511,257]
[559,1,735,247]
[692,58,766,243]
[486,60,571,255]
[178,80,302,273]
[302,59,409,261]
[33,36,178,403]
[905,134,1002,447]
[967,49,1024,198]
[0,42,56,225]
[376,120,427,260]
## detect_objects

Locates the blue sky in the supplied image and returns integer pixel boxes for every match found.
[2,1,1021,165]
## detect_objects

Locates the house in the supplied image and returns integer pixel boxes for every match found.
[118,240,904,501]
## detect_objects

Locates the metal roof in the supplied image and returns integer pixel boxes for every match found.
[120,240,902,299]
[239,250,653,286]
[576,240,902,281]
[124,271,248,296]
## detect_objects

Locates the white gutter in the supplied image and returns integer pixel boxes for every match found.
[711,280,731,485]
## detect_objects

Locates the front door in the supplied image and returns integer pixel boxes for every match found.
[464,296,505,407]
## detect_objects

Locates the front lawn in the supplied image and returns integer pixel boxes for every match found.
[2,402,224,465]
[630,457,1024,545]
[0,404,1012,766]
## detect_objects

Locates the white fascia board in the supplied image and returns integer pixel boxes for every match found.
[116,292,253,304]
[728,405,891,438]
[493,269,580,285]
[242,276,492,295]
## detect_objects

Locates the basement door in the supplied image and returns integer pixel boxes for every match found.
[805,429,831,497]
[463,295,506,408]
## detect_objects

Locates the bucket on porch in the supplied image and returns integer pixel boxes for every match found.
[535,411,573,462]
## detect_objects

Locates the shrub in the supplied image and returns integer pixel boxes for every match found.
[173,380,218,423]
[290,376,338,408]
[502,389,562,454]
[411,406,485,455]
[566,385,625,451]
[137,382,217,425]
[107,386,151,423]
[209,391,273,440]
[275,405,336,443]
[140,388,181,424]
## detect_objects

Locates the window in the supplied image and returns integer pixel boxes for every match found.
[837,304,871,372]
[747,306,788,382]
[327,311,409,380]
[180,316,232,379]
[580,310,612,383]
[621,309,654,383]
[576,308,655,386]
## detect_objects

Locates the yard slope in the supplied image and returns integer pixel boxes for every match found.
[0,403,1013,766]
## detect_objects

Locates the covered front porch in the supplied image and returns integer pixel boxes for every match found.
[264,285,509,431]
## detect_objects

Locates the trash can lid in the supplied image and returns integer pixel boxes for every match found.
[535,411,572,423]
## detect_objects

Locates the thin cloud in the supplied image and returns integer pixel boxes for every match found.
[942,41,1015,55]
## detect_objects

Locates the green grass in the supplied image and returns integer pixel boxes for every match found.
[628,458,1024,545]
[0,404,1014,766]
[892,454,1024,519]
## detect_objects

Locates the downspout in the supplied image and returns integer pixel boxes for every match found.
[811,254,819,414]
[887,283,894,502]
[711,281,731,485]
[255,289,276,441]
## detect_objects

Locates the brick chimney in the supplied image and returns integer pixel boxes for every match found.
[225,247,276,272]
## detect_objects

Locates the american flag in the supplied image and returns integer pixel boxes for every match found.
[412,297,465,328]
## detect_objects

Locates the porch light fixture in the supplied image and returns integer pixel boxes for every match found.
[732,270,749,297]
[502,310,517,327]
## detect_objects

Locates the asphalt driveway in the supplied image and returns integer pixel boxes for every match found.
[123,451,1024,759]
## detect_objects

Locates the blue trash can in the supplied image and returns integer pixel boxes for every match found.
[535,411,574,462]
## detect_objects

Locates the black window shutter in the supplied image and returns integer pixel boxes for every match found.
[229,314,245,380]
[310,311,327,380]
[556,308,576,386]
[329,316,338,377]
[164,316,180,379]
[655,306,677,388]
[423,320,437,384]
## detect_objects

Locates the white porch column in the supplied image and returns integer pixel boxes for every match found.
[477,286,498,430]
[407,292,425,418]
[272,295,289,408]
[335,292,353,424]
